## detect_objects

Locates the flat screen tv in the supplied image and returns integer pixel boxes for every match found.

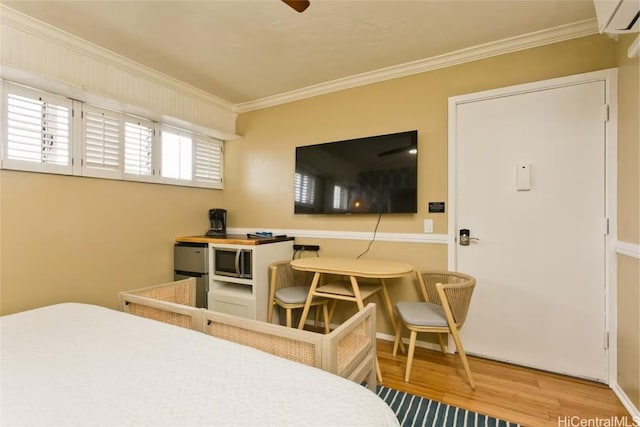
[294,130,418,214]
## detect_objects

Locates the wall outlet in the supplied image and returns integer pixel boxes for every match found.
[423,219,433,233]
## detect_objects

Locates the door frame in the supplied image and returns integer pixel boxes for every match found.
[447,68,618,384]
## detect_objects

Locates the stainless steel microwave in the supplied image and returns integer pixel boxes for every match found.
[213,247,252,279]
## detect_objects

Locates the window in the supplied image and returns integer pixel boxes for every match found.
[3,85,72,174]
[82,105,121,178]
[333,185,349,210]
[159,125,223,186]
[193,134,223,185]
[294,172,316,205]
[1,82,224,189]
[124,117,154,178]
[161,126,192,180]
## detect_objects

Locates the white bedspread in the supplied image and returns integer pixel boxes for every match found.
[1,303,399,427]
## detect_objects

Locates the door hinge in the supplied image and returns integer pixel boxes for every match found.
[604,331,609,349]
[602,104,610,122]
[604,217,610,235]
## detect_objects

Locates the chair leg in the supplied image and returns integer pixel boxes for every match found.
[404,330,417,383]
[436,333,447,353]
[267,301,274,324]
[322,303,330,334]
[392,321,403,357]
[328,300,338,323]
[313,306,320,327]
[285,308,292,328]
[449,327,475,390]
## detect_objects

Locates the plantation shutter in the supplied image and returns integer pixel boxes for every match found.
[124,116,154,178]
[3,84,72,174]
[194,135,223,188]
[83,105,121,178]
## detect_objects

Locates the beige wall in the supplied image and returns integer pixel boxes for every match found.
[0,171,221,314]
[615,34,640,411]
[231,34,617,335]
[0,29,637,408]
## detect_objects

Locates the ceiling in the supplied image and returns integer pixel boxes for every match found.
[2,0,597,106]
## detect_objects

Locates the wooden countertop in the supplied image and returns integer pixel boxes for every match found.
[176,234,294,245]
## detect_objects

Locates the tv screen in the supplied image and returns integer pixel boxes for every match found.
[294,130,418,214]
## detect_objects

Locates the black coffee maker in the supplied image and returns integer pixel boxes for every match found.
[206,209,227,236]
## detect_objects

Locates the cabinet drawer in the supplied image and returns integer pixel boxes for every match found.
[208,292,256,320]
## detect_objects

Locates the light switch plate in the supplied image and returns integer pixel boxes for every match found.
[424,219,433,233]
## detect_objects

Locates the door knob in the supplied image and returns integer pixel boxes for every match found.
[459,229,479,246]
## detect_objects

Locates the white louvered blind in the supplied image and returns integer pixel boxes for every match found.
[194,135,223,187]
[4,85,72,173]
[124,117,154,177]
[83,105,121,177]
[2,81,225,189]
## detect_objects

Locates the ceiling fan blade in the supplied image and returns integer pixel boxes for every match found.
[282,0,310,13]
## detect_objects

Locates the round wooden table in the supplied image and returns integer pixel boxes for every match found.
[290,257,415,382]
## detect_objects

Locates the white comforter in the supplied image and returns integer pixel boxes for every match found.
[1,303,399,427]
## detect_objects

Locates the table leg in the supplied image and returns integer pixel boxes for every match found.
[349,276,365,310]
[350,275,384,383]
[379,278,405,353]
[297,272,320,329]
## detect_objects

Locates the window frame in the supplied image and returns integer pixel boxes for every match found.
[0,81,224,190]
[2,83,73,175]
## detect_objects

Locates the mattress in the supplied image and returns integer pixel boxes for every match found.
[1,303,399,426]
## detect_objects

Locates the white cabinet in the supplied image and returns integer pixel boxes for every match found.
[207,240,293,321]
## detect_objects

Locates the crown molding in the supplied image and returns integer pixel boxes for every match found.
[235,18,599,113]
[0,4,235,112]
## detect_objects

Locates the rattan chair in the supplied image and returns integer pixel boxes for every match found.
[393,270,477,389]
[267,260,331,333]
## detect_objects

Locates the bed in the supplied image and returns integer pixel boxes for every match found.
[1,280,399,426]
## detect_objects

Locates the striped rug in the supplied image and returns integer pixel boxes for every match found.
[377,385,522,427]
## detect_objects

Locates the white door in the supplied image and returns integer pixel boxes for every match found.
[450,73,612,382]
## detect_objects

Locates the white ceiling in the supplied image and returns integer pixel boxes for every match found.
[2,0,597,105]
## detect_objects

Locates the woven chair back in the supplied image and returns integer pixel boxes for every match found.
[270,261,314,291]
[418,271,476,327]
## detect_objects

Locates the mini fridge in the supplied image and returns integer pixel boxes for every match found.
[174,242,209,308]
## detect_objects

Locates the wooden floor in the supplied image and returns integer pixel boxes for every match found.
[376,339,630,427]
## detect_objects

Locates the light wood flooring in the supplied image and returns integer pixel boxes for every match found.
[376,339,631,427]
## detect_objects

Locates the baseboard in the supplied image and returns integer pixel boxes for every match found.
[611,382,640,422]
